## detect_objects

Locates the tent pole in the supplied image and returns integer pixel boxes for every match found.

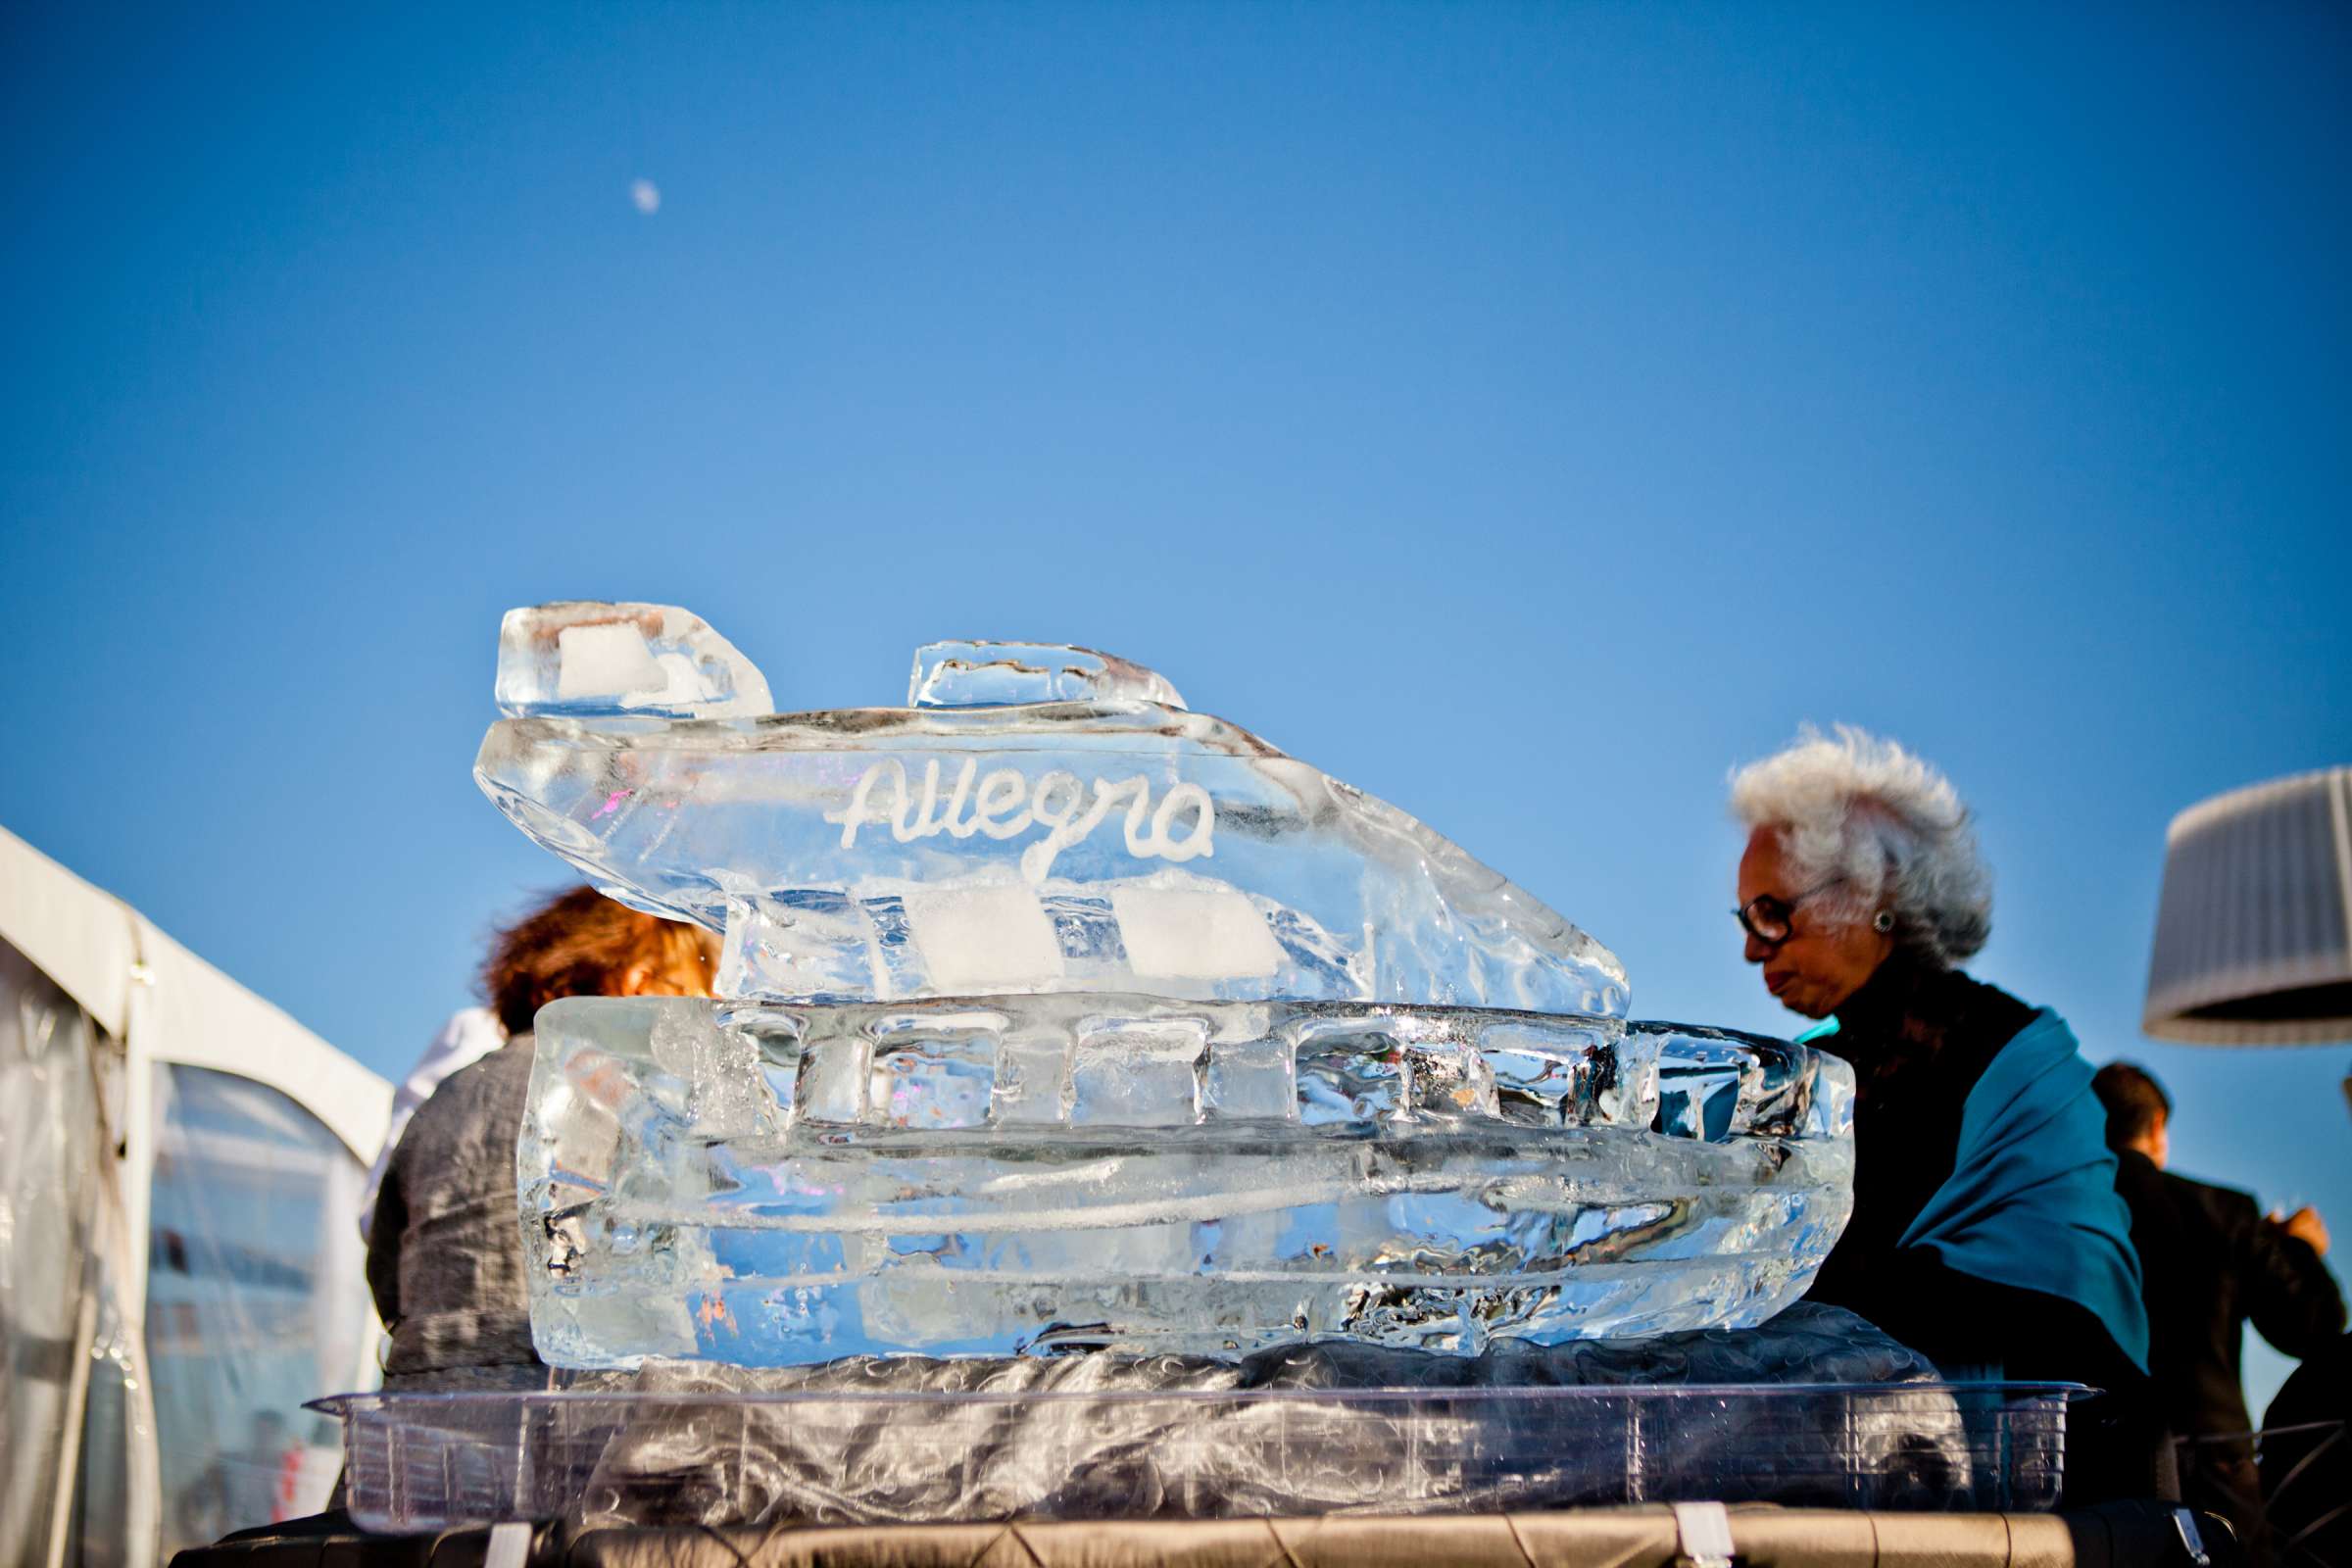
[43,1282,99,1568]
[41,1015,112,1568]
[120,964,163,1568]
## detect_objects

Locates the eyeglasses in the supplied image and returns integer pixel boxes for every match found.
[1734,878,1845,946]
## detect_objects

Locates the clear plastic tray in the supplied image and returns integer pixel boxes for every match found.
[313,1381,2082,1533]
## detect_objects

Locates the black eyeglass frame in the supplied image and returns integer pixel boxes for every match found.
[1733,877,1848,946]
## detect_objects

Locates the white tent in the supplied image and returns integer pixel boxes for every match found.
[0,824,393,1568]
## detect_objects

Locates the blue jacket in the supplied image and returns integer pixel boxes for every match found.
[1898,1007,2150,1372]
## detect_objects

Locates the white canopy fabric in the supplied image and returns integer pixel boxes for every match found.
[0,822,138,1035]
[0,823,393,1568]
[0,826,389,1157]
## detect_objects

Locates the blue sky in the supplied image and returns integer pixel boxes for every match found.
[4,3,2346,1409]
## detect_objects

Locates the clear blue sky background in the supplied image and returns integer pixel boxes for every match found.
[4,3,2346,1411]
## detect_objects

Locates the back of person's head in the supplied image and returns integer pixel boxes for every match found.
[2091,1060,2171,1152]
[481,886,715,1035]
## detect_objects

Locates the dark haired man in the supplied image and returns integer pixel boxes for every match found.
[2092,1061,2343,1564]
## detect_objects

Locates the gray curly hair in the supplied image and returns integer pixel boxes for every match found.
[1728,725,1992,966]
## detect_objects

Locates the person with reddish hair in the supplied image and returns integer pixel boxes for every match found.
[476,886,717,1037]
[363,887,714,1389]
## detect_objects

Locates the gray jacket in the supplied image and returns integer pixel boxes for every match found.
[364,1032,548,1388]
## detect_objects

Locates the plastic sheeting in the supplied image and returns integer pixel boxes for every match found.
[147,1065,372,1559]
[1,939,108,1568]
[0,818,393,1568]
[562,1307,1986,1528]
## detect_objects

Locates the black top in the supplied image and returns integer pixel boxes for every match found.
[2112,1149,2344,1447]
[1800,956,2144,1396]
[2261,1330,2352,1562]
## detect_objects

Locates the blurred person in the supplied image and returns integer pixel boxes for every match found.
[357,1004,507,1243]
[1729,727,2156,1494]
[2260,1332,2351,1568]
[364,887,715,1389]
[175,1410,291,1544]
[2094,1061,2344,1562]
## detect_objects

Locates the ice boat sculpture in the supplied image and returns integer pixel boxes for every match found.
[479,605,1854,1366]
[480,622,1628,1015]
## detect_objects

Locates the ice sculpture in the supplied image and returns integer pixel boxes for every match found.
[495,603,771,719]
[477,630,1626,1016]
[525,998,1852,1364]
[909,641,1188,710]
[478,605,1855,1366]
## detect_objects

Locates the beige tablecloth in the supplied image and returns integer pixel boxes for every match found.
[171,1503,2212,1566]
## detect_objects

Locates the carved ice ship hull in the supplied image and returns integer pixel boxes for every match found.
[522,997,1853,1366]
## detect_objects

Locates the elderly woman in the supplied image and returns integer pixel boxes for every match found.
[1729,727,2148,1398]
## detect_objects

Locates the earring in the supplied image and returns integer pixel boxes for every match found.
[1873,911,1895,933]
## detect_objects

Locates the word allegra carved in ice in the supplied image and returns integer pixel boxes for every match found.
[477,603,1856,1366]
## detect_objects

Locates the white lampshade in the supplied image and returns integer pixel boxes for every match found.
[2143,766,2352,1045]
